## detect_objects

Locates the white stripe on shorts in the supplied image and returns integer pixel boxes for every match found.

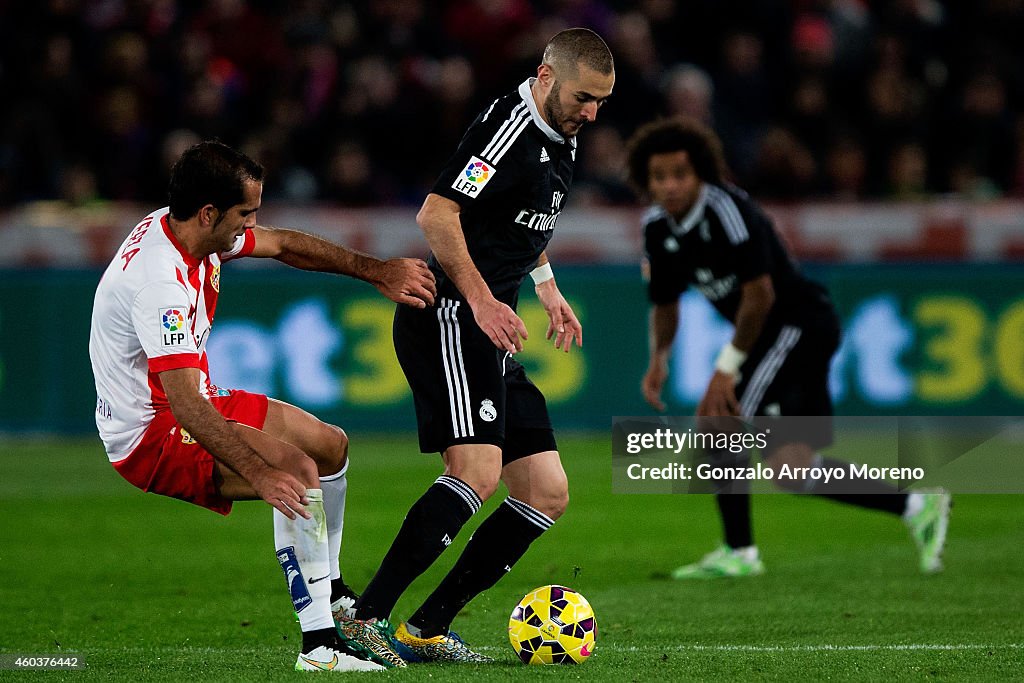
[739,325,802,418]
[437,298,474,438]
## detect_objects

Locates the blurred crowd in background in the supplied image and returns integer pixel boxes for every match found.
[4,0,1024,209]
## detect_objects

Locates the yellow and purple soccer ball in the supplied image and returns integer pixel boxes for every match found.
[508,585,596,665]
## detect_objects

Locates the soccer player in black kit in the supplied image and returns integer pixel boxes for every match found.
[625,118,951,580]
[342,29,614,663]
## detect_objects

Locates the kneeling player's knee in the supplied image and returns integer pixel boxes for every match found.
[313,424,347,477]
[330,424,349,469]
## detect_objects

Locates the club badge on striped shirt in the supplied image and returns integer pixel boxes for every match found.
[452,156,496,198]
[209,264,220,292]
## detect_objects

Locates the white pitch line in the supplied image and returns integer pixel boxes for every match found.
[67,643,1024,655]
[610,644,1024,653]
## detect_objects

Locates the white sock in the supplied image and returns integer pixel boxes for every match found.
[903,492,925,519]
[731,545,760,560]
[320,461,348,581]
[274,488,334,632]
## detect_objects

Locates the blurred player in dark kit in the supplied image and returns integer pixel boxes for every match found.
[626,117,951,579]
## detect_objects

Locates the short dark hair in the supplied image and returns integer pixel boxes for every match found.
[167,141,265,220]
[625,117,728,192]
[543,28,614,78]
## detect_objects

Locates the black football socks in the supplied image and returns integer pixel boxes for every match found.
[302,626,341,653]
[331,577,357,605]
[708,448,755,549]
[716,492,754,549]
[408,496,554,638]
[354,476,481,621]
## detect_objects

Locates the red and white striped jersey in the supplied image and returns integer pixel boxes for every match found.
[89,207,255,462]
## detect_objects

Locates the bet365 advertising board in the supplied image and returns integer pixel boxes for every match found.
[1,264,1021,434]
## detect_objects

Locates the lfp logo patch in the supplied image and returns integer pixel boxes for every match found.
[452,155,495,198]
[159,308,188,346]
[465,160,490,182]
[162,308,184,331]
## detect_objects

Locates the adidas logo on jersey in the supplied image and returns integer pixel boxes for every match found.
[539,147,550,163]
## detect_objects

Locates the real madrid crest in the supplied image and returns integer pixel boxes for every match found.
[479,399,497,422]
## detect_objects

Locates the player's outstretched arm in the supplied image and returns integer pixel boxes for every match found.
[417,193,528,354]
[643,302,678,412]
[248,226,436,308]
[159,367,311,520]
[532,252,582,353]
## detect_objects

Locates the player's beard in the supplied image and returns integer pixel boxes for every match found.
[544,81,583,138]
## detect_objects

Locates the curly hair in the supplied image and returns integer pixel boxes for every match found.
[625,117,728,192]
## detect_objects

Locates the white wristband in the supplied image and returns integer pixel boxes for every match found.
[714,343,748,376]
[530,262,554,285]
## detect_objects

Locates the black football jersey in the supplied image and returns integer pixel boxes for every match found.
[643,183,831,323]
[429,79,577,306]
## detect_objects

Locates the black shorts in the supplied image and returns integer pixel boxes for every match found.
[736,309,841,451]
[393,297,557,463]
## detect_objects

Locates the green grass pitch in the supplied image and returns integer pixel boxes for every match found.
[1,434,1021,681]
